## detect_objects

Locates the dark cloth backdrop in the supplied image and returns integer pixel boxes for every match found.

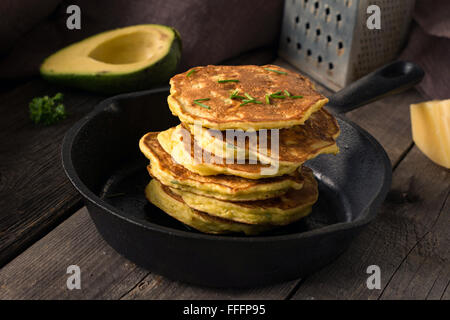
[0,0,284,80]
[399,0,450,99]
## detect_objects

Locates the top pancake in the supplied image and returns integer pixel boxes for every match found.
[168,64,328,130]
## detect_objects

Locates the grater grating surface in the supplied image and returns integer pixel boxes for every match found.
[279,0,415,91]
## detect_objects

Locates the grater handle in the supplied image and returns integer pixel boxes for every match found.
[327,61,424,114]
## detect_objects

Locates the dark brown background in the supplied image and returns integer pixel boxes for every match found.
[0,0,449,98]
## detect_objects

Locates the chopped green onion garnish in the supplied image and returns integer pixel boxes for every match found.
[291,95,304,99]
[244,93,255,100]
[240,99,262,106]
[218,79,240,83]
[193,99,211,109]
[230,89,239,97]
[240,100,252,106]
[265,94,270,104]
[235,92,262,106]
[270,94,286,99]
[194,101,211,109]
[194,98,210,102]
[187,69,196,77]
[264,68,287,75]
[230,89,246,100]
[284,90,291,97]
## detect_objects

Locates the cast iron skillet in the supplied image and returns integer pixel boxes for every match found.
[62,61,424,288]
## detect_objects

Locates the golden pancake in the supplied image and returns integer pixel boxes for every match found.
[187,108,340,166]
[139,132,305,201]
[170,166,317,225]
[168,64,328,130]
[157,125,299,179]
[145,179,271,235]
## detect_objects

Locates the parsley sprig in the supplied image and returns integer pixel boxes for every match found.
[29,93,67,125]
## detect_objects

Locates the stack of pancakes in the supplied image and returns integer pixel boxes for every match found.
[139,65,340,235]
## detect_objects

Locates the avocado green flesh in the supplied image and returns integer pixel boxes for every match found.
[40,24,182,94]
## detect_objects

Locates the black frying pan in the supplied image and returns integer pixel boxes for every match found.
[62,61,424,288]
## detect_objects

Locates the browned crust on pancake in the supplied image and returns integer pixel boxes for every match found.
[141,131,305,192]
[225,167,318,210]
[179,166,318,210]
[169,64,328,129]
[160,183,257,226]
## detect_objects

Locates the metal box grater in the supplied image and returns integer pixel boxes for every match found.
[278,0,415,91]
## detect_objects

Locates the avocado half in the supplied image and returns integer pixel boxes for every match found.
[40,24,182,94]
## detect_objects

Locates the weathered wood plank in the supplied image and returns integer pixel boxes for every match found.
[380,191,449,300]
[0,79,103,266]
[291,147,449,300]
[120,275,297,300]
[442,281,450,300]
[0,206,297,300]
[0,208,148,300]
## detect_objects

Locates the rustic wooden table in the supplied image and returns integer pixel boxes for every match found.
[0,59,448,300]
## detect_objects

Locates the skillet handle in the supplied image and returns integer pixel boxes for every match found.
[327,61,424,114]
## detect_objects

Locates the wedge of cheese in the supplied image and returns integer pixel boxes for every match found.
[410,99,450,169]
